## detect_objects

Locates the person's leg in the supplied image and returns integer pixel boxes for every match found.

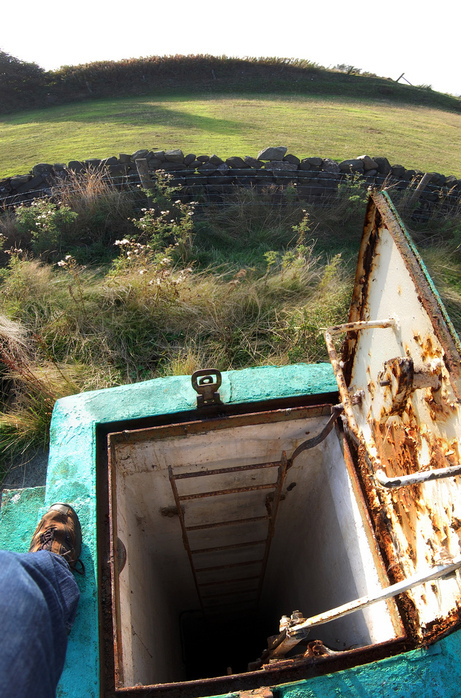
[0,502,82,698]
[0,549,80,698]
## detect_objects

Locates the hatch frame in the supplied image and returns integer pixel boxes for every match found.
[101,398,408,698]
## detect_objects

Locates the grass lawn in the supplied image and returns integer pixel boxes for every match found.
[1,93,460,178]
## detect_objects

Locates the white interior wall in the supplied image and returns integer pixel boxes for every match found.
[262,431,397,649]
[112,413,399,687]
[117,474,190,685]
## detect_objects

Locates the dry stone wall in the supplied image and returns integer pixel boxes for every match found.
[1,146,460,216]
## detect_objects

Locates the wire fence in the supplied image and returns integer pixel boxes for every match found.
[1,169,460,221]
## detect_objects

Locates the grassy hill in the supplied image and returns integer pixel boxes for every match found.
[1,93,461,179]
[2,53,460,114]
[1,53,460,179]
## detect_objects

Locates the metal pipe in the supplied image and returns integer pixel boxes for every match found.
[327,318,397,335]
[191,539,267,555]
[200,575,260,587]
[257,452,288,604]
[168,465,206,616]
[375,465,461,488]
[288,404,343,469]
[196,559,264,573]
[186,515,269,531]
[324,329,359,437]
[287,555,461,639]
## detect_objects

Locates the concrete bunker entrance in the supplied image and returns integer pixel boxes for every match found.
[107,403,399,690]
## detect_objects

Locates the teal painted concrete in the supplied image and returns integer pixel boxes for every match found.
[45,363,336,697]
[7,361,461,697]
[0,486,45,551]
[274,631,461,698]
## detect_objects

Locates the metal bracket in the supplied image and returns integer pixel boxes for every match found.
[191,369,223,408]
[287,404,344,469]
[378,356,442,417]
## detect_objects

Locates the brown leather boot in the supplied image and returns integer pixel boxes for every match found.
[29,503,83,572]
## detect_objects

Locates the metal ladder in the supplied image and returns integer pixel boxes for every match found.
[169,453,288,618]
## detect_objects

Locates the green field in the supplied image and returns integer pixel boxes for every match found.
[1,93,461,179]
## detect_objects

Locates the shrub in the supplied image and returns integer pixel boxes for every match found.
[51,168,138,259]
[0,50,47,111]
[0,312,81,477]
[14,199,78,258]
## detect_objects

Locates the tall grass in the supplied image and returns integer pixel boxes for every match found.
[52,168,137,253]
[1,170,460,481]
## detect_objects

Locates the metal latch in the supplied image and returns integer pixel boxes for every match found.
[191,369,222,407]
[378,356,442,416]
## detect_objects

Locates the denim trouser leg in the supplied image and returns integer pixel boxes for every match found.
[0,550,80,698]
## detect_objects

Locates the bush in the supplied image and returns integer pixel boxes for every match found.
[51,168,138,258]
[15,199,78,257]
[0,50,47,111]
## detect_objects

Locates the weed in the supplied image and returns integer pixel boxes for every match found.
[199,185,305,263]
[0,313,81,477]
[51,168,137,258]
[14,199,78,258]
[132,199,196,264]
[0,210,23,255]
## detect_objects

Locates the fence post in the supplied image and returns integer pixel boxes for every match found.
[404,172,432,215]
[135,158,154,206]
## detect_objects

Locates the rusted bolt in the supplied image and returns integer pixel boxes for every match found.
[352,389,365,405]
[160,506,180,517]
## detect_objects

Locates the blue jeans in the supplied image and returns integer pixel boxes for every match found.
[0,550,80,698]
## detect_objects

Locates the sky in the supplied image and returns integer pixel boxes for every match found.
[1,0,460,97]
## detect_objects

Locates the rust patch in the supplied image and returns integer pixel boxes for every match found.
[353,443,423,641]
[355,443,406,582]
[422,603,461,642]
[240,688,273,698]
[351,427,461,644]
[304,640,332,658]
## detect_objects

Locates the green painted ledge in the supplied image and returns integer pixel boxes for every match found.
[273,633,461,698]
[5,361,461,697]
[0,486,45,551]
[46,363,336,697]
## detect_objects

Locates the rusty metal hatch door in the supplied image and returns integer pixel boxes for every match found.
[326,191,461,642]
